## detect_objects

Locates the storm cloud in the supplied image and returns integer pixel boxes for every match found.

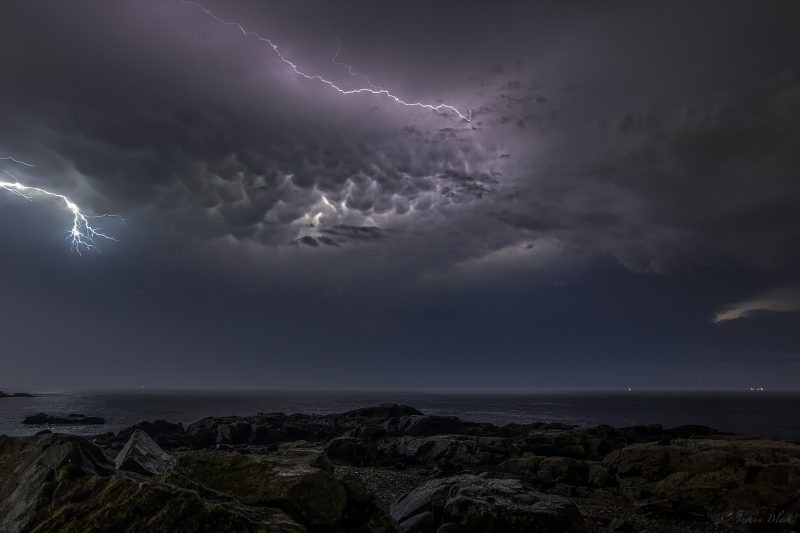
[1,1,799,389]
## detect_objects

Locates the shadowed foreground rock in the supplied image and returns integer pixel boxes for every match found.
[0,434,303,532]
[0,432,399,532]
[5,404,800,531]
[391,474,586,532]
[164,447,399,531]
[167,404,800,530]
[602,437,800,521]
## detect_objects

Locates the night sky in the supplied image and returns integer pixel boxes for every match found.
[1,1,799,390]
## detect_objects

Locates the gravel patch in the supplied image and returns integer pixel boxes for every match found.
[335,465,430,506]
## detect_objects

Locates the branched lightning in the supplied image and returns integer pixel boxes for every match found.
[332,46,382,91]
[0,156,34,167]
[0,157,121,254]
[179,1,472,121]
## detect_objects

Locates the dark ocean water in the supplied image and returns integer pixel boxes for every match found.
[0,390,798,439]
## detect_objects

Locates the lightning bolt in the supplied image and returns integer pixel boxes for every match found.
[0,157,121,254]
[0,156,34,167]
[332,46,382,91]
[179,1,472,121]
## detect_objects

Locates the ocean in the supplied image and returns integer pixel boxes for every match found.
[0,389,798,439]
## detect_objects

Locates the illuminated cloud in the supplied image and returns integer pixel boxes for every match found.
[713,285,800,324]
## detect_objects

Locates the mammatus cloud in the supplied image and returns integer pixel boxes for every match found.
[713,285,800,323]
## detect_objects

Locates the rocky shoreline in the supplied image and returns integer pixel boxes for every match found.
[0,391,33,398]
[1,403,798,532]
[22,412,106,425]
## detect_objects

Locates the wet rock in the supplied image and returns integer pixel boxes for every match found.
[391,474,585,532]
[115,429,177,476]
[21,412,105,425]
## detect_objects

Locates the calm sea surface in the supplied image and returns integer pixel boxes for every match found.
[0,390,798,438]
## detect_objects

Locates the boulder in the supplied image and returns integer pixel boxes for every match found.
[115,429,177,476]
[391,474,585,533]
[325,436,378,465]
[22,412,105,425]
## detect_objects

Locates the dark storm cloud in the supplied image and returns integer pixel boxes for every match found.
[480,70,800,273]
[5,0,796,274]
[0,0,503,250]
[2,0,800,389]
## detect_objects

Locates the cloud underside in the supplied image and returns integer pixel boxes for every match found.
[0,1,799,280]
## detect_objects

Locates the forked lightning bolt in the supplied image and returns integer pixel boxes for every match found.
[179,1,472,121]
[332,46,382,91]
[0,157,120,254]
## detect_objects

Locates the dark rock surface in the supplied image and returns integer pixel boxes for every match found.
[602,437,800,520]
[390,474,586,532]
[22,412,105,425]
[4,404,800,531]
[163,446,398,531]
[0,434,302,532]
